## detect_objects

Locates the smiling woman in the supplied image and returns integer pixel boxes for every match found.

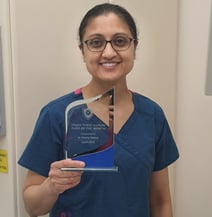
[17,3,179,217]
[0,0,182,216]
[19,3,178,217]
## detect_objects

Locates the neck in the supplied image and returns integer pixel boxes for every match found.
[82,78,130,98]
[82,81,131,104]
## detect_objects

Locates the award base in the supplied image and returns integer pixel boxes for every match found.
[60,166,118,172]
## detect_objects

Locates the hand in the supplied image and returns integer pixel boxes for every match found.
[48,159,85,194]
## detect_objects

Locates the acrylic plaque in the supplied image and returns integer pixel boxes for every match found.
[61,88,118,172]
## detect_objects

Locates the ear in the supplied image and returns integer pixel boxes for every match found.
[79,44,86,62]
[133,43,138,60]
[133,48,136,60]
[79,43,83,52]
[78,44,85,62]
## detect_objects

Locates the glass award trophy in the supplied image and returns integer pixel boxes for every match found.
[61,88,118,172]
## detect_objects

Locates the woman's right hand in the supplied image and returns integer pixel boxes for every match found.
[48,159,85,194]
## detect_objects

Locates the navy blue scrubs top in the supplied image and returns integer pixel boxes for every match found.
[18,89,179,217]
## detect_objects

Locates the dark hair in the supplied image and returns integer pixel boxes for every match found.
[78,3,138,46]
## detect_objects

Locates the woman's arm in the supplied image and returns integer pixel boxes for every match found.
[149,167,173,217]
[22,159,85,217]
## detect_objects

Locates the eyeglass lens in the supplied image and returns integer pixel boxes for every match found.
[85,36,133,52]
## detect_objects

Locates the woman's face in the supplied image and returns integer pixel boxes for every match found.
[80,13,136,85]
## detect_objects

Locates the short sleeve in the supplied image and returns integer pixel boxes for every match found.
[153,109,179,171]
[18,106,64,177]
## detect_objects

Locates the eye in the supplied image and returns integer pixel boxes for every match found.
[87,38,104,48]
[113,36,129,47]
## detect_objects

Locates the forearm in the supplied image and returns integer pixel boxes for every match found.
[23,177,59,217]
[22,160,84,216]
[150,199,173,217]
[149,168,173,217]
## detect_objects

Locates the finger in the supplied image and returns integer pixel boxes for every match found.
[50,175,82,192]
[61,159,86,168]
[51,176,81,185]
[49,167,82,181]
[51,159,85,169]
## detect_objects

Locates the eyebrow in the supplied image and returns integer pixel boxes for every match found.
[85,33,131,39]
[86,33,104,39]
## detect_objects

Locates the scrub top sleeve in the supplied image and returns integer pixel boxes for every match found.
[18,106,64,177]
[153,109,179,171]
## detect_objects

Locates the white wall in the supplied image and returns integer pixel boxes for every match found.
[175,0,212,216]
[0,0,17,216]
[0,0,178,216]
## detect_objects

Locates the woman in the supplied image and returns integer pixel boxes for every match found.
[19,3,179,217]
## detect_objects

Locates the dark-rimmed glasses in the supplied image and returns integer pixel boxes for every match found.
[82,36,135,52]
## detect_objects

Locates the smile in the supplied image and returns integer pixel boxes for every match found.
[101,62,119,68]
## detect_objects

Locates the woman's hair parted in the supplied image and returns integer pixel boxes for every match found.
[78,3,138,48]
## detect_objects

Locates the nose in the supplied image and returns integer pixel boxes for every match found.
[102,41,117,58]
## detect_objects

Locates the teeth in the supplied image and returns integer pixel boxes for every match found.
[102,63,116,67]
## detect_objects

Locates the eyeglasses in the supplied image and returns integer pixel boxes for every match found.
[83,36,135,52]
